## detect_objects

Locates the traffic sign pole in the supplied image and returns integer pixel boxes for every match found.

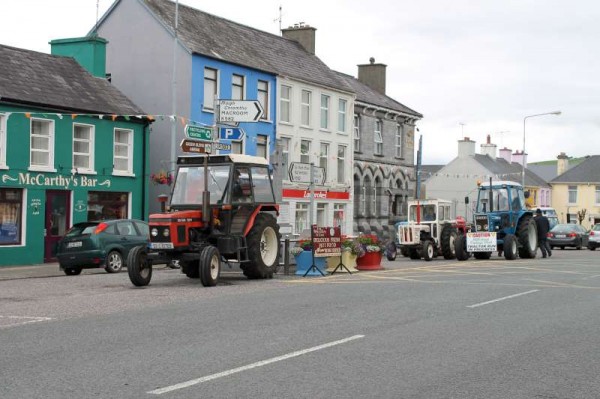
[309,162,315,227]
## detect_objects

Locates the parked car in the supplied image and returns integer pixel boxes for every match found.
[56,219,149,275]
[547,223,589,250]
[588,224,600,250]
[538,207,559,230]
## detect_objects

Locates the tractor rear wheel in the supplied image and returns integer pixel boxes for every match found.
[504,234,518,260]
[199,246,221,287]
[517,214,538,259]
[441,225,458,260]
[243,213,281,279]
[127,245,152,287]
[455,235,469,261]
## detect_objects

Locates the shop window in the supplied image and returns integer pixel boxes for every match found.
[87,192,128,221]
[0,188,23,245]
[295,203,309,235]
[316,203,327,226]
[333,203,345,232]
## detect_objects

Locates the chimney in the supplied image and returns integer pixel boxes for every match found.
[458,137,476,158]
[557,152,569,175]
[357,57,387,94]
[281,23,316,55]
[50,35,108,78]
[498,147,512,163]
[480,134,497,160]
[512,150,527,167]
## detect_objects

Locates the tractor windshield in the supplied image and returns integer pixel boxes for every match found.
[408,204,437,222]
[477,187,510,212]
[170,164,231,206]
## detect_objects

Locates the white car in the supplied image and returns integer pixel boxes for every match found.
[589,224,600,250]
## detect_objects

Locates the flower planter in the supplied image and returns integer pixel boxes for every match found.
[326,251,358,273]
[294,251,327,276]
[356,251,384,271]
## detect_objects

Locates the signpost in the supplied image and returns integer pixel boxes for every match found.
[219,127,245,141]
[289,162,325,185]
[466,232,497,252]
[312,226,341,257]
[185,124,213,141]
[218,100,263,123]
[180,139,212,154]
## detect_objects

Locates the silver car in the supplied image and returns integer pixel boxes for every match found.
[589,224,600,250]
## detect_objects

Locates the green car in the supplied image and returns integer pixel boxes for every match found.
[56,219,149,276]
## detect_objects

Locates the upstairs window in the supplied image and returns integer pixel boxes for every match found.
[596,186,600,205]
[320,94,330,130]
[300,140,311,164]
[256,134,268,159]
[395,124,403,158]
[280,136,290,180]
[30,119,54,171]
[353,114,360,152]
[257,80,269,120]
[337,145,346,184]
[232,74,245,100]
[374,119,383,155]
[319,142,329,179]
[301,90,311,126]
[0,114,6,167]
[568,185,577,204]
[280,85,291,123]
[113,128,133,175]
[203,67,218,110]
[338,99,347,133]
[73,124,94,173]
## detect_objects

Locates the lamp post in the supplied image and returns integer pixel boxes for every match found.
[522,111,561,188]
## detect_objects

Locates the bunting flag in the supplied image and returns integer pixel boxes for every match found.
[1,110,179,123]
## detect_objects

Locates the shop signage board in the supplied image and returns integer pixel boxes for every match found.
[289,162,325,185]
[185,124,213,141]
[311,225,341,257]
[466,232,497,252]
[180,139,212,154]
[218,100,263,123]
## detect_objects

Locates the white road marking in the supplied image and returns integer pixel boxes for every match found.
[148,334,365,395]
[467,289,539,308]
[0,315,53,328]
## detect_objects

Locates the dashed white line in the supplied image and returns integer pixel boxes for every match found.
[148,334,365,395]
[467,289,539,308]
[0,315,53,328]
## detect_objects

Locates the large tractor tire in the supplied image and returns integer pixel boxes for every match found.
[408,248,421,260]
[441,225,458,260]
[455,235,470,261]
[503,234,518,260]
[400,247,410,257]
[386,242,397,261]
[517,214,538,259]
[474,251,492,260]
[243,213,281,279]
[199,246,221,287]
[422,241,434,261]
[127,245,152,287]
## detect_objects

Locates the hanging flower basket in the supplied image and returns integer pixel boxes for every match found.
[150,170,173,186]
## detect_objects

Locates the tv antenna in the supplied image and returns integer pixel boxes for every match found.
[273,5,283,33]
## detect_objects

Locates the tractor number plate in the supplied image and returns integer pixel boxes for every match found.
[149,242,174,249]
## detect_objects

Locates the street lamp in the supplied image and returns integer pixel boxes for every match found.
[522,111,561,188]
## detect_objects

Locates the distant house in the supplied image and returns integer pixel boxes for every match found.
[0,40,150,266]
[550,155,600,227]
[528,152,583,182]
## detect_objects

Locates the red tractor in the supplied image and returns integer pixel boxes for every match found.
[127,154,281,287]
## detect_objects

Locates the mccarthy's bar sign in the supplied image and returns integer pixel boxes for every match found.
[1,173,111,189]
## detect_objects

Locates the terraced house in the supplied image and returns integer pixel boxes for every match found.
[0,41,150,266]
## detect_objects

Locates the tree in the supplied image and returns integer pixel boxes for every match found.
[578,208,587,225]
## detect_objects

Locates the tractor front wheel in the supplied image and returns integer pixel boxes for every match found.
[422,241,434,261]
[517,214,538,259]
[504,234,518,260]
[127,245,152,287]
[244,213,281,279]
[199,246,221,287]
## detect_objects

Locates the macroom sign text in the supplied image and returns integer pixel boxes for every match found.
[1,172,112,189]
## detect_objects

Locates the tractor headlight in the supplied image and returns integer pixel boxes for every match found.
[163,228,170,237]
[151,228,158,237]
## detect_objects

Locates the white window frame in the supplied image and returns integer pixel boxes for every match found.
[395,123,403,158]
[281,136,291,181]
[230,137,245,155]
[295,202,309,234]
[353,114,360,152]
[113,128,134,176]
[280,85,292,124]
[29,118,55,172]
[595,185,600,206]
[568,185,577,204]
[333,203,345,232]
[203,67,218,111]
[256,134,269,161]
[0,113,6,168]
[258,80,269,120]
[232,74,245,100]
[316,202,327,227]
[72,123,95,174]
[374,119,383,155]
[301,89,311,127]
[319,142,329,180]
[320,94,330,130]
[337,144,346,184]
[300,139,311,164]
[338,99,347,133]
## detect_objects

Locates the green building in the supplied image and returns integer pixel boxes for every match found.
[0,37,151,266]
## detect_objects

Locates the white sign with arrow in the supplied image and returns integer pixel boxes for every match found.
[218,100,263,123]
[289,162,325,185]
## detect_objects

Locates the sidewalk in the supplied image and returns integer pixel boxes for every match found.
[0,262,67,280]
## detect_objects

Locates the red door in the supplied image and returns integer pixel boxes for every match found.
[44,190,71,262]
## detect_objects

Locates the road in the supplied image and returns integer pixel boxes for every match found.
[1,249,600,398]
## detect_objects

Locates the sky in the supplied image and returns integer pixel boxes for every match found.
[1,0,598,165]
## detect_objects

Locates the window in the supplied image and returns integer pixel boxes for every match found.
[232,74,244,100]
[113,128,133,175]
[316,203,326,227]
[203,67,218,110]
[0,188,23,245]
[0,114,6,167]
[230,139,244,154]
[258,80,269,120]
[374,119,383,155]
[281,137,290,180]
[319,143,329,178]
[301,90,311,126]
[300,140,311,164]
[337,145,346,184]
[373,177,381,217]
[338,99,347,133]
[280,85,291,123]
[87,191,129,220]
[256,134,268,159]
[295,203,309,235]
[251,167,275,202]
[320,94,330,129]
[395,124,403,158]
[73,124,94,172]
[595,186,600,205]
[353,114,360,152]
[568,185,577,204]
[30,119,54,170]
[333,204,345,232]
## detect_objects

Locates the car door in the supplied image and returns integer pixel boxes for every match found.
[132,221,150,247]
[579,225,589,246]
[116,220,140,259]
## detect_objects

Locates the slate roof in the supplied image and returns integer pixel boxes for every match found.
[473,154,550,187]
[334,71,422,118]
[551,155,600,183]
[141,0,354,94]
[0,44,144,115]
[420,165,444,181]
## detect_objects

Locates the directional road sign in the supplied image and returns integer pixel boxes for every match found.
[180,139,212,154]
[185,125,212,141]
[218,100,263,123]
[289,162,325,185]
[219,127,245,141]
[213,143,232,151]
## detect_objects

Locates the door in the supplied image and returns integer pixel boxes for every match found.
[44,190,71,262]
[116,220,145,260]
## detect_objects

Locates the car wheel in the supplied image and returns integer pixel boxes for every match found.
[64,268,82,276]
[105,250,123,273]
[589,245,596,251]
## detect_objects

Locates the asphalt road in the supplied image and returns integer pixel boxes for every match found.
[1,249,600,398]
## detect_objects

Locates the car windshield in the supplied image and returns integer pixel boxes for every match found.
[65,223,98,237]
[592,224,600,231]
[171,164,232,206]
[551,224,577,233]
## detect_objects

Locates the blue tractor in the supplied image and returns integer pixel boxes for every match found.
[455,181,538,260]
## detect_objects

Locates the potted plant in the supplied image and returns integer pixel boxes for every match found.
[150,170,173,186]
[326,236,361,272]
[291,239,327,276]
[355,234,385,270]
